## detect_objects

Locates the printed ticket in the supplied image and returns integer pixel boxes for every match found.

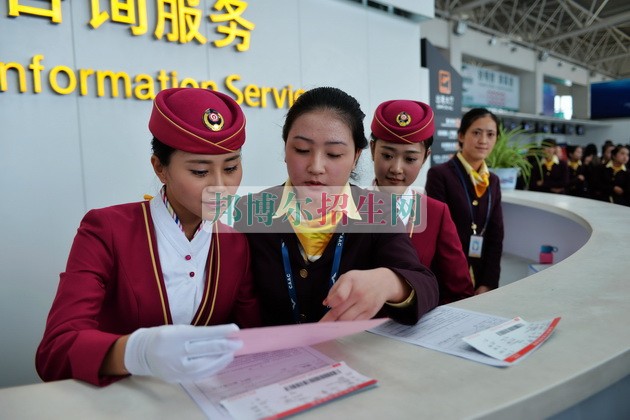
[462,316,561,363]
[220,361,377,419]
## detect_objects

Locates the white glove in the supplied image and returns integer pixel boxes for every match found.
[124,323,242,383]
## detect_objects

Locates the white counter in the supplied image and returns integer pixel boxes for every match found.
[1,191,629,419]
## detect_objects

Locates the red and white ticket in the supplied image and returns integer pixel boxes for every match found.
[462,316,561,364]
[220,361,377,419]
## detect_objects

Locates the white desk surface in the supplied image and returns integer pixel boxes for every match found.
[2,191,629,419]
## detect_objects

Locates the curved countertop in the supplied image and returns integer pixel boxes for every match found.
[1,191,629,419]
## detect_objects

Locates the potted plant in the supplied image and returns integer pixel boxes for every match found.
[486,124,542,190]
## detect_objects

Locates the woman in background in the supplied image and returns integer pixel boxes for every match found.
[529,138,569,194]
[592,144,629,206]
[566,145,588,197]
[582,143,600,199]
[600,141,615,165]
[425,108,504,295]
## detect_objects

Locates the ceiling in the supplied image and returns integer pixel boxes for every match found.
[434,0,630,80]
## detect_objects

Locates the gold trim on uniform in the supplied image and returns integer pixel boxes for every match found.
[408,193,417,238]
[142,202,170,325]
[204,227,221,326]
[386,289,416,308]
[192,225,220,326]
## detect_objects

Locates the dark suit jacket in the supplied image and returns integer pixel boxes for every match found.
[36,201,261,386]
[567,163,588,197]
[235,185,439,326]
[529,160,570,193]
[425,158,504,290]
[592,165,629,205]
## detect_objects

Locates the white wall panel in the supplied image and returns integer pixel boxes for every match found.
[208,0,302,187]
[0,1,86,387]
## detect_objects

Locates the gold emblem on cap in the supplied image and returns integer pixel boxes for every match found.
[203,108,224,131]
[396,111,411,127]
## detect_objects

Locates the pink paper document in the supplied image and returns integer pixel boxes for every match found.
[232,318,388,356]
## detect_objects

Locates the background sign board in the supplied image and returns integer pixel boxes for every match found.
[461,63,519,112]
[421,38,462,165]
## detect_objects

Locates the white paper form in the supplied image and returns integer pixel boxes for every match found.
[181,347,335,419]
[369,305,513,366]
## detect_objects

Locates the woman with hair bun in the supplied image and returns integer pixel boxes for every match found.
[37,88,261,386]
[425,108,504,295]
[236,87,439,326]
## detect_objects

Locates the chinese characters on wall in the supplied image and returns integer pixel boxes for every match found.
[8,0,255,51]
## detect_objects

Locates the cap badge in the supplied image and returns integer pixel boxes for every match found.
[395,111,411,127]
[203,109,224,131]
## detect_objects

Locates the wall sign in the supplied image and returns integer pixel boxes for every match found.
[8,0,255,50]
[421,38,463,165]
[0,54,303,108]
[1,1,306,107]
[461,63,519,111]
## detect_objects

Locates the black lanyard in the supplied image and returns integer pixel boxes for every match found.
[452,160,492,236]
[281,233,345,324]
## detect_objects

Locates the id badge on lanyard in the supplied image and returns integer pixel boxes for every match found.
[466,197,492,259]
[453,161,492,260]
[469,234,483,258]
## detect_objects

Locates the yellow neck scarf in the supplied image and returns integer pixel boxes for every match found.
[568,160,581,171]
[290,213,341,262]
[457,153,490,197]
[275,180,360,262]
[544,155,559,171]
[607,161,627,175]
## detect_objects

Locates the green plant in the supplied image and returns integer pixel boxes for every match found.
[486,124,543,188]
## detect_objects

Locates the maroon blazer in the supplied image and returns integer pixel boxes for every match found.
[425,158,504,290]
[36,201,261,386]
[409,193,474,304]
[235,185,439,326]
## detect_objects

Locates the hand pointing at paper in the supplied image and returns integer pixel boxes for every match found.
[320,268,413,322]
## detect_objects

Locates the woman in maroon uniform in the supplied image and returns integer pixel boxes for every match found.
[37,88,261,386]
[368,99,473,304]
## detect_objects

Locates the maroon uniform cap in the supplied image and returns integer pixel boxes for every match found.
[371,99,434,144]
[149,88,246,154]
